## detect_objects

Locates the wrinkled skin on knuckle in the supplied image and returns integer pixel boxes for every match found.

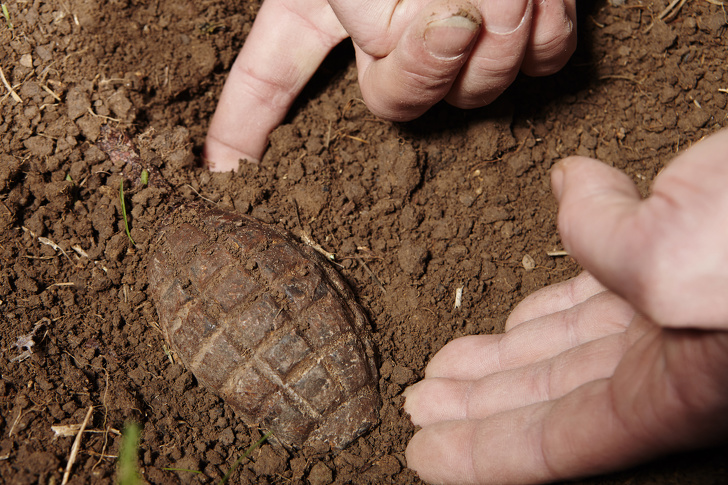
[522,22,576,76]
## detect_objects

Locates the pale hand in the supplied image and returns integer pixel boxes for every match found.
[404,129,728,484]
[204,0,577,170]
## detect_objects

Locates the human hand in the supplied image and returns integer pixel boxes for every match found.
[204,0,577,170]
[403,129,728,484]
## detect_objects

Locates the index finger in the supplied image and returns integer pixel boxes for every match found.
[204,0,347,171]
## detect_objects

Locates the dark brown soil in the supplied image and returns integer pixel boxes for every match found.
[1,1,727,484]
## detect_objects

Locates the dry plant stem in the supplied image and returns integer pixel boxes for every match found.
[357,256,386,293]
[644,0,689,32]
[8,409,23,437]
[61,406,94,485]
[92,367,111,472]
[659,0,689,21]
[0,66,22,103]
[547,250,570,257]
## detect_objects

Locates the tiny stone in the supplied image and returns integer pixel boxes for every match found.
[522,254,536,271]
[20,54,33,68]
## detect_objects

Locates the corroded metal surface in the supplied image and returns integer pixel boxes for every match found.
[148,201,379,448]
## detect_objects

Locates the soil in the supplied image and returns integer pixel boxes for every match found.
[1,1,727,484]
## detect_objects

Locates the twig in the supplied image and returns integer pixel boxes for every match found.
[87,106,120,122]
[658,0,688,22]
[92,366,111,472]
[185,184,217,204]
[8,408,23,437]
[299,231,337,261]
[47,282,75,288]
[644,0,688,32]
[292,199,336,261]
[547,250,569,257]
[52,425,121,438]
[454,287,464,309]
[61,406,94,485]
[357,256,385,293]
[38,236,74,264]
[41,83,62,101]
[343,134,368,144]
[599,74,645,84]
[0,66,21,103]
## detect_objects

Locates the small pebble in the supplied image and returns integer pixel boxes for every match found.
[522,254,536,271]
[20,54,33,68]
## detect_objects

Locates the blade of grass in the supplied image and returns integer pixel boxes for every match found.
[120,179,136,246]
[218,430,272,485]
[2,3,11,29]
[117,423,141,485]
[162,467,203,474]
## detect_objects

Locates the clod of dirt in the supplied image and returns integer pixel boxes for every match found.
[397,240,429,278]
[307,461,333,485]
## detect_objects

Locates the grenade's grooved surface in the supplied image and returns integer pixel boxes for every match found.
[149,201,379,449]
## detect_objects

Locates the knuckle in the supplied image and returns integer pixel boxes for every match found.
[523,25,577,76]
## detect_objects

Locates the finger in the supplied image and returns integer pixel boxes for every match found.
[423,289,634,380]
[505,271,606,331]
[405,330,631,427]
[444,0,533,108]
[350,0,483,120]
[550,156,646,311]
[406,328,728,484]
[328,0,419,55]
[203,0,347,171]
[520,0,577,76]
[406,380,630,485]
[634,129,728,328]
[551,131,728,329]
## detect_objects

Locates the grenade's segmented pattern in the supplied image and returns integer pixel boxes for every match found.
[149,201,379,449]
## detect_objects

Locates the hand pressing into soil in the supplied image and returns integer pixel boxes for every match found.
[404,129,728,484]
[204,0,577,171]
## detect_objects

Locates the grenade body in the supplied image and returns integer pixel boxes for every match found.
[149,201,379,449]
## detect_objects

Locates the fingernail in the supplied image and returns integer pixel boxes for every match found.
[484,0,530,35]
[424,15,480,59]
[551,161,566,202]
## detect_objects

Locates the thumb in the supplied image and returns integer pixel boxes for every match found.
[550,157,648,310]
[354,0,482,121]
[552,134,728,330]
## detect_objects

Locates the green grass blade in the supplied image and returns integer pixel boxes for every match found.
[117,423,141,485]
[218,430,273,485]
[2,4,11,29]
[120,179,136,246]
[162,467,203,474]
